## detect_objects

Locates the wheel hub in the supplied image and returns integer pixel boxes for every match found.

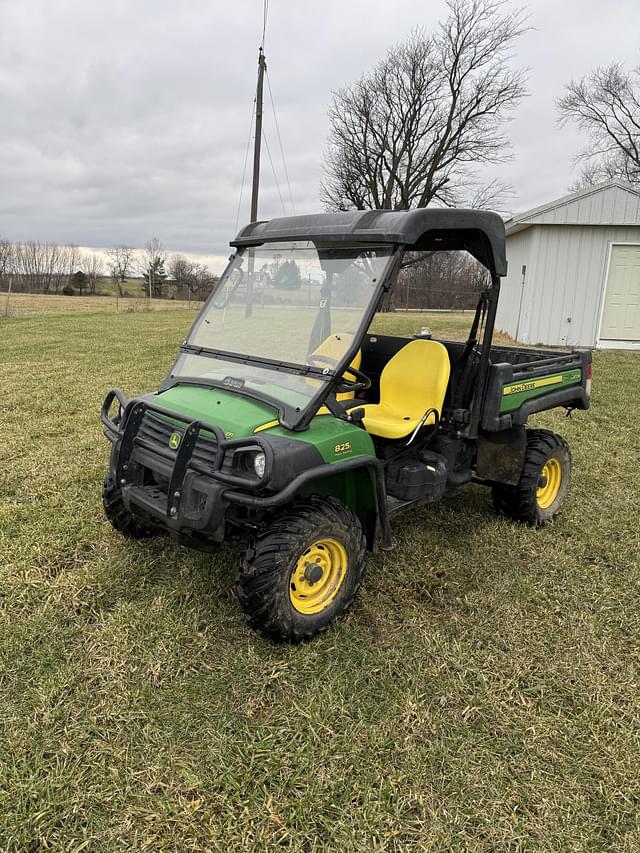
[537,457,562,509]
[304,563,324,584]
[289,539,348,615]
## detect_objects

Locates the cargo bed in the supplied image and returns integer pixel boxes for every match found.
[360,333,591,435]
[481,344,591,431]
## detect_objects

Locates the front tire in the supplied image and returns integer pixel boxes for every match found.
[492,429,572,526]
[102,475,159,539]
[236,496,367,642]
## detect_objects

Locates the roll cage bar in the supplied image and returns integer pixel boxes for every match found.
[231,208,507,277]
[167,209,506,435]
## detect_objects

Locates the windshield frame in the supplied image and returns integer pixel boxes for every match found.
[161,242,402,430]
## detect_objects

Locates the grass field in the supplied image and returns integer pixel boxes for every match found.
[1,308,639,850]
[1,292,203,318]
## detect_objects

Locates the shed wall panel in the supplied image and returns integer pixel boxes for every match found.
[505,225,640,347]
[495,229,534,338]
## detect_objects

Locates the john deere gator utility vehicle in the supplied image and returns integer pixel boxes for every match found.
[101,209,592,641]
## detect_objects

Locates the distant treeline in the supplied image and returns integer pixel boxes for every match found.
[0,236,218,301]
[0,235,484,309]
[386,251,489,311]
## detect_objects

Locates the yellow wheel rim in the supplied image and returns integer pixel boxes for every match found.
[289,538,348,615]
[537,457,562,509]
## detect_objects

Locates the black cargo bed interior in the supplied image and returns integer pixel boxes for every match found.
[358,332,567,407]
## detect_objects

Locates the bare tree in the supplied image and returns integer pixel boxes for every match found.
[392,250,488,311]
[13,241,64,293]
[168,253,190,288]
[82,252,103,295]
[57,244,80,293]
[190,263,216,301]
[168,253,214,301]
[558,63,640,189]
[106,245,135,296]
[0,237,12,285]
[52,244,71,293]
[322,0,528,212]
[168,253,193,301]
[107,264,120,296]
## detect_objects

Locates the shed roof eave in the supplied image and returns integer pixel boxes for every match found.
[506,219,640,236]
[508,180,640,228]
[505,221,533,237]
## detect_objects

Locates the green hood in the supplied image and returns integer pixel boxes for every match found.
[155,385,276,438]
[154,384,375,463]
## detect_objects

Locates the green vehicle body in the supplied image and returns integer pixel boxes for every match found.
[156,385,375,463]
[142,383,380,545]
[102,209,591,560]
[498,368,583,414]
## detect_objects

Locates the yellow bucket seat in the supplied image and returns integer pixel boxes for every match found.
[360,339,450,440]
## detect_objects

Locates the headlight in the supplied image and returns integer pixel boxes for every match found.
[233,449,267,480]
[252,451,266,479]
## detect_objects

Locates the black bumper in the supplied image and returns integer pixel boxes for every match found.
[102,389,276,535]
[101,389,392,547]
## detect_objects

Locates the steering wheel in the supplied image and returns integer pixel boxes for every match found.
[307,354,371,393]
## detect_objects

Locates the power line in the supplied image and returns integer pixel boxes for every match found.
[262,128,287,215]
[235,100,256,232]
[266,69,296,215]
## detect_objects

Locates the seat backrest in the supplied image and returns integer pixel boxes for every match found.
[312,333,362,402]
[379,339,450,418]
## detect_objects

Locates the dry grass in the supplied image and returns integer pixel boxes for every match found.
[0,294,514,346]
[369,310,515,345]
[1,309,639,850]
[0,291,203,318]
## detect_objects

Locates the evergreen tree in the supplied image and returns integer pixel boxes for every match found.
[71,269,88,296]
[272,259,302,290]
[143,257,168,298]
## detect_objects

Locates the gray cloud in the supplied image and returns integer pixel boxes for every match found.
[1,0,639,271]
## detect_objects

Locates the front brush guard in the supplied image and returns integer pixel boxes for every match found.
[101,389,273,531]
[101,388,393,549]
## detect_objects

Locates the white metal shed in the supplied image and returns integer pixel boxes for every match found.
[496,181,640,349]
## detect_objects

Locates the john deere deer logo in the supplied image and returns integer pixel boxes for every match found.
[168,432,181,450]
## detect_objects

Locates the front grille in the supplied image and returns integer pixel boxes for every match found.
[135,412,219,474]
[191,433,219,472]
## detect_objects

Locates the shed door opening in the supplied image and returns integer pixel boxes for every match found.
[600,245,640,345]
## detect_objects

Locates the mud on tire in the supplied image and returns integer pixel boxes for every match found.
[236,496,367,642]
[102,474,159,539]
[492,428,572,527]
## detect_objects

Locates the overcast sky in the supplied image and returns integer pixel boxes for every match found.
[1,0,639,272]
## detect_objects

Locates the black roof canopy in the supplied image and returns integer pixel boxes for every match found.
[231,208,507,276]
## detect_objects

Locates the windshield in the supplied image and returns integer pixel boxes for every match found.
[171,241,393,423]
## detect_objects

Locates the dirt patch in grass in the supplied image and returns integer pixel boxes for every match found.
[1,311,639,849]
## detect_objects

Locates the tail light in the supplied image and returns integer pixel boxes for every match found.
[586,361,592,396]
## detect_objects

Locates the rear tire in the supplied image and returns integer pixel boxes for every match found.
[236,496,367,642]
[492,429,571,526]
[102,474,158,539]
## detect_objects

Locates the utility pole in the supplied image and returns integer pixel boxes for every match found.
[250,48,266,224]
[246,48,266,318]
